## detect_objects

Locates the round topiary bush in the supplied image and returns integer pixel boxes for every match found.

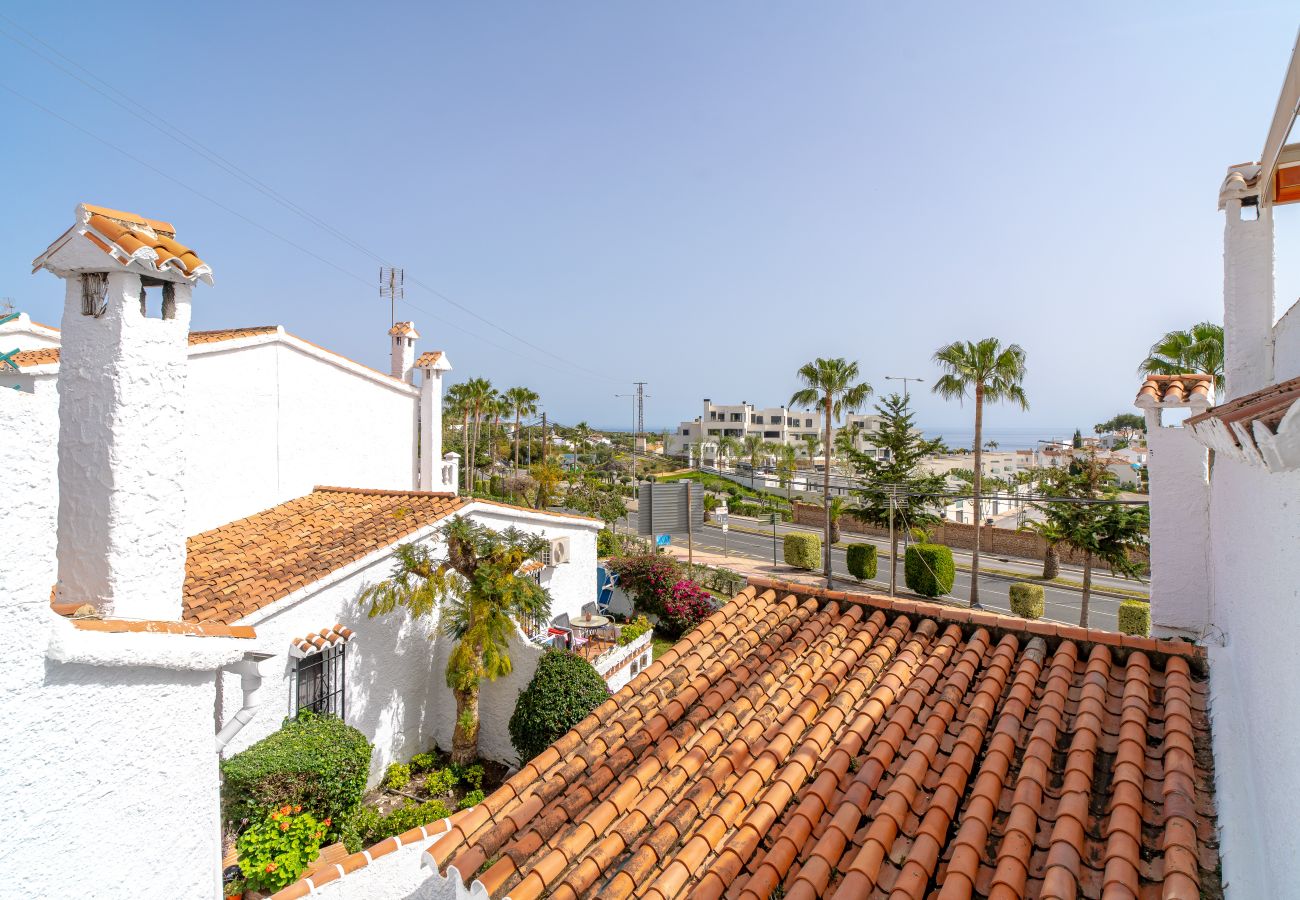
[783,532,821,570]
[1008,582,1045,619]
[845,544,877,582]
[1117,600,1151,636]
[221,710,372,841]
[904,543,955,598]
[509,649,610,762]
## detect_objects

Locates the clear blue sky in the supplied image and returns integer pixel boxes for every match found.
[2,3,1297,437]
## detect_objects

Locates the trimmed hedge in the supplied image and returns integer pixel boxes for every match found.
[221,711,371,839]
[784,532,821,570]
[1117,600,1151,636]
[904,543,955,598]
[1008,582,1044,619]
[845,544,877,582]
[509,650,610,762]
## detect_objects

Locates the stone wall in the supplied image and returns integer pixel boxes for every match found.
[792,502,1150,573]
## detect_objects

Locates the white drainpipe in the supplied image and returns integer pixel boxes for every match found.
[215,656,267,752]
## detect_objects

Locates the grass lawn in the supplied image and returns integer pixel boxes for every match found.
[651,636,675,660]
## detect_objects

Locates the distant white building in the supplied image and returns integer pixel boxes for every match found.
[667,398,889,464]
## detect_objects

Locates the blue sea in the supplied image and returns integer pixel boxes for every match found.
[918,426,1078,451]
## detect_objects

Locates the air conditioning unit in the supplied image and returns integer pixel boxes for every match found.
[548,537,572,566]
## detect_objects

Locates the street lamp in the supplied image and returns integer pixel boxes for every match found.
[884,375,925,398]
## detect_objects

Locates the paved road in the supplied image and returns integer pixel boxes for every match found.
[624,512,1131,632]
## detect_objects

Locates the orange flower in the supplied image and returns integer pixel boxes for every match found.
[279,805,291,816]
[322,818,331,827]
[293,805,302,814]
[265,863,277,873]
[279,822,290,831]
[270,812,281,821]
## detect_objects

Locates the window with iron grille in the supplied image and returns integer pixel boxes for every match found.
[293,644,347,719]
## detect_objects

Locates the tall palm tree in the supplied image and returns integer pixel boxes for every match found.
[445,383,472,494]
[790,358,872,586]
[359,519,550,763]
[799,432,821,463]
[1139,322,1224,392]
[932,338,1029,608]
[742,433,767,485]
[462,378,496,494]
[718,435,743,470]
[504,387,540,475]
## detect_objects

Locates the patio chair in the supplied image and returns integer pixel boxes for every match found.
[581,601,599,619]
[596,567,620,614]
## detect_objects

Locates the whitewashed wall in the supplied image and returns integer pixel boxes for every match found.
[1144,422,1211,637]
[0,311,60,350]
[0,364,229,900]
[1273,298,1300,383]
[186,334,419,533]
[1206,461,1300,899]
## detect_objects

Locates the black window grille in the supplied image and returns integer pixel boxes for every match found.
[293,644,346,719]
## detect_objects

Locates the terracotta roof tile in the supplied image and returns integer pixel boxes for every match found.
[183,488,465,625]
[1135,373,1214,407]
[388,321,418,337]
[11,326,279,368]
[423,580,1217,899]
[53,203,214,283]
[415,350,445,368]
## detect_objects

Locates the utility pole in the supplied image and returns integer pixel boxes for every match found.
[887,486,898,597]
[379,267,404,327]
[884,375,925,399]
[541,412,548,465]
[633,382,649,452]
[686,481,694,568]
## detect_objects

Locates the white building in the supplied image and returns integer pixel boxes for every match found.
[1138,42,1300,898]
[668,399,888,464]
[0,204,629,900]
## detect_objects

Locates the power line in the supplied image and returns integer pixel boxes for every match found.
[0,16,622,384]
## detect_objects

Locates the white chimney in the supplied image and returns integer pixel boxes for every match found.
[1220,165,1276,401]
[33,203,213,621]
[415,350,453,491]
[390,321,419,383]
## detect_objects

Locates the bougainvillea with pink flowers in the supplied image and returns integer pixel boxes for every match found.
[660,579,715,638]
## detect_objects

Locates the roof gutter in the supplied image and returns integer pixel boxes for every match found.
[216,653,272,752]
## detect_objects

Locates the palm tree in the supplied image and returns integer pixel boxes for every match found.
[445,383,472,494]
[790,358,872,586]
[741,433,767,485]
[462,378,496,494]
[504,387,539,475]
[1139,322,1224,392]
[799,433,821,463]
[932,338,1029,608]
[718,435,743,471]
[360,518,550,764]
[1019,517,1065,579]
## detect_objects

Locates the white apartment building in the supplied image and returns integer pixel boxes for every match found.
[667,399,888,463]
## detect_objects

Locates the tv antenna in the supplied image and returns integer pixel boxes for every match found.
[379,267,404,327]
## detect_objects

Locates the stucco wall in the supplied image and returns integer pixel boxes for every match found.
[1144,424,1211,635]
[0,383,228,900]
[1205,460,1300,898]
[186,336,418,534]
[1273,297,1300,384]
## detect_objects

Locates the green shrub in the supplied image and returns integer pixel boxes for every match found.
[423,768,457,797]
[489,475,504,497]
[451,762,484,791]
[409,753,437,774]
[617,615,652,645]
[904,544,955,598]
[221,711,371,841]
[1118,600,1151,636]
[349,800,452,849]
[845,544,877,581]
[597,528,619,558]
[783,532,821,570]
[237,807,326,893]
[1008,583,1045,619]
[382,763,411,791]
[509,649,610,762]
[458,789,485,810]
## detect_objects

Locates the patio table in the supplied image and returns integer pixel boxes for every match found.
[571,614,611,630]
